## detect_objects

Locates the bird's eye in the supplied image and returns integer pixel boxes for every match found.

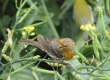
[64,46,67,47]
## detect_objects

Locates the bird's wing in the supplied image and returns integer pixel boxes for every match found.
[48,39,64,58]
[37,35,61,59]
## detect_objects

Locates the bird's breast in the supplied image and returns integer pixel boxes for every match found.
[62,48,74,60]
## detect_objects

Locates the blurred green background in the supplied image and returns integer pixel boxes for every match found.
[1,0,110,80]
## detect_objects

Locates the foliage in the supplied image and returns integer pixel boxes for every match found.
[1,0,110,80]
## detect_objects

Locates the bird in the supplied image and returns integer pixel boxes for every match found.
[73,0,94,25]
[19,35,75,60]
[73,0,94,40]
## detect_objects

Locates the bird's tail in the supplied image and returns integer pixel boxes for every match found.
[19,38,39,47]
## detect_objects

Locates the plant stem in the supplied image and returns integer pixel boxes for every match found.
[41,0,59,38]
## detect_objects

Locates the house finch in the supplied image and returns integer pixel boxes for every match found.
[19,35,75,60]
